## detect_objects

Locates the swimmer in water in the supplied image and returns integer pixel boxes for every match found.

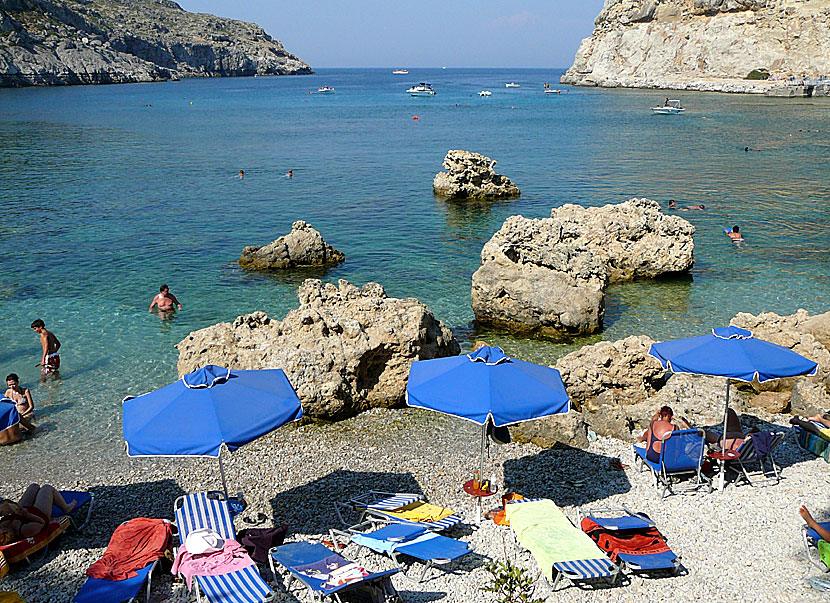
[236,170,244,179]
[667,200,677,209]
[726,225,744,241]
[287,169,293,178]
[687,204,705,210]
[149,284,182,313]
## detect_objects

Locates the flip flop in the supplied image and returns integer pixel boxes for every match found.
[241,512,267,526]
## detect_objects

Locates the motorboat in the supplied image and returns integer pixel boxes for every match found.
[505,82,520,88]
[392,69,409,74]
[407,83,436,96]
[652,100,685,114]
[544,88,563,94]
[317,86,335,94]
[479,90,492,97]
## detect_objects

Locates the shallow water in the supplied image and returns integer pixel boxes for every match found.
[0,68,828,472]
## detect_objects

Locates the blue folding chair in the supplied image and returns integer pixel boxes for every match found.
[269,541,399,603]
[173,492,274,603]
[332,521,473,582]
[633,428,708,498]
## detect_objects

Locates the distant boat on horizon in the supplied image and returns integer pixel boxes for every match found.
[392,69,408,74]
[652,99,684,114]
[505,82,520,88]
[479,90,492,97]
[317,85,335,94]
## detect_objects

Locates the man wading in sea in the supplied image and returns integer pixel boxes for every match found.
[149,284,182,314]
[31,319,60,379]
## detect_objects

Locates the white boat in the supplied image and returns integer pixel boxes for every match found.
[544,88,563,94]
[317,86,335,94]
[479,90,492,97]
[392,69,408,74]
[652,100,685,114]
[505,82,520,88]
[407,83,436,96]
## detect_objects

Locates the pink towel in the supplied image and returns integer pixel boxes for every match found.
[172,538,255,590]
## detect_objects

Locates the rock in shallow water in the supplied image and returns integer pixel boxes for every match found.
[433,150,520,199]
[176,278,459,419]
[239,220,344,270]
[471,198,694,338]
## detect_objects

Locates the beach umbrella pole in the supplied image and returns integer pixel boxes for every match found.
[479,422,487,488]
[218,454,230,500]
[719,379,731,492]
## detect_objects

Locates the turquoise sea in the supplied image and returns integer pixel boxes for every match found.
[0,68,828,473]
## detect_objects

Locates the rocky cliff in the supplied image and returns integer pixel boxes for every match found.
[0,0,311,87]
[562,0,830,93]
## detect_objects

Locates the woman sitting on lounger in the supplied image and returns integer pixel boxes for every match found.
[790,414,830,440]
[0,484,75,545]
[703,408,757,451]
[638,406,692,463]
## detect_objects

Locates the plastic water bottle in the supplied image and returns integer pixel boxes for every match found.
[489,473,497,493]
[473,470,480,490]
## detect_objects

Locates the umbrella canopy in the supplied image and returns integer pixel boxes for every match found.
[648,326,818,383]
[406,346,571,426]
[123,364,303,458]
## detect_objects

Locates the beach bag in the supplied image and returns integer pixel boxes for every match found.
[238,526,287,563]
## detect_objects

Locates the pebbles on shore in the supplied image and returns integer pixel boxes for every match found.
[2,407,828,602]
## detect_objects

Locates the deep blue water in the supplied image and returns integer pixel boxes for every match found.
[0,68,828,468]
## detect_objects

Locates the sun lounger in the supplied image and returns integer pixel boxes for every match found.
[335,491,461,531]
[506,498,620,591]
[727,431,785,487]
[579,506,680,576]
[0,515,71,576]
[795,424,830,463]
[173,492,274,603]
[53,490,95,531]
[72,518,172,603]
[269,541,399,603]
[331,521,472,582]
[632,428,708,498]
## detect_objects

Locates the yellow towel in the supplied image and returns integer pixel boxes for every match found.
[386,501,454,523]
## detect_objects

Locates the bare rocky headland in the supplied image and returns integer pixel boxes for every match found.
[562,0,830,94]
[0,0,311,87]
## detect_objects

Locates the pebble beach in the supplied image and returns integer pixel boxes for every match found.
[3,407,828,602]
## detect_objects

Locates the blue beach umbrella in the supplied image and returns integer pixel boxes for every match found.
[649,326,818,489]
[123,365,303,497]
[406,346,570,481]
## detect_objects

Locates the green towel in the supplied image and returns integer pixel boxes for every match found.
[506,499,604,580]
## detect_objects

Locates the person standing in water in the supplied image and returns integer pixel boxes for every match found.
[726,225,744,241]
[30,319,60,378]
[149,284,182,313]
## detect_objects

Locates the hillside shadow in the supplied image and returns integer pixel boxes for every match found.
[503,444,631,507]
[269,469,424,535]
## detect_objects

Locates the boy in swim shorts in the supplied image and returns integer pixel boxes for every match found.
[31,319,60,378]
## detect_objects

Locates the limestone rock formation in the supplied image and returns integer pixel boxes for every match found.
[554,335,665,412]
[239,221,345,270]
[0,0,312,87]
[176,279,459,419]
[562,0,830,93]
[471,198,694,337]
[433,150,520,199]
[511,412,589,450]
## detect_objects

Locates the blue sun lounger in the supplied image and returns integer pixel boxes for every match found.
[632,428,708,498]
[335,491,462,532]
[579,506,680,576]
[269,541,399,603]
[53,490,95,531]
[174,492,274,603]
[73,562,157,603]
[73,518,172,603]
[333,521,473,582]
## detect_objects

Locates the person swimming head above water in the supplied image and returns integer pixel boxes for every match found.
[149,284,182,313]
[667,200,676,208]
[726,225,744,241]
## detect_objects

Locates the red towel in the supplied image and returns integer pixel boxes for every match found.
[87,518,173,581]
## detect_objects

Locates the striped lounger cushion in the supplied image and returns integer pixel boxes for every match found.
[796,427,830,463]
[366,495,461,531]
[174,494,272,603]
[554,557,618,579]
